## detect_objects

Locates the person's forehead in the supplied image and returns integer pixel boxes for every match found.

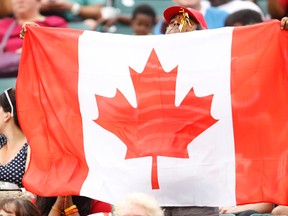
[170,13,198,23]
[134,13,154,21]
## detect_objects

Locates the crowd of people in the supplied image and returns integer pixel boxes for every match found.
[0,0,287,56]
[1,0,288,215]
[1,0,287,51]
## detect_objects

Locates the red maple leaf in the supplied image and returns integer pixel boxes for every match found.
[94,49,218,189]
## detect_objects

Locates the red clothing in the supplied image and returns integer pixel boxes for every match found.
[0,16,67,52]
[279,0,288,14]
[90,200,112,213]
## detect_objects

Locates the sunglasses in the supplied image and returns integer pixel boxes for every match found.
[4,87,13,117]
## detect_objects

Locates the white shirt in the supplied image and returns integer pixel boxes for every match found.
[218,0,264,16]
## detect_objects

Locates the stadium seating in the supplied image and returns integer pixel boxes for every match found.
[0,77,16,92]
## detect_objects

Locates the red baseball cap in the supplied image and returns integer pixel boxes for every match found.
[163,6,208,30]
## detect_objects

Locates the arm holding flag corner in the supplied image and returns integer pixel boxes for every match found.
[20,22,40,39]
[280,16,288,30]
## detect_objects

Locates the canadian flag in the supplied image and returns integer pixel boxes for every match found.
[17,20,288,207]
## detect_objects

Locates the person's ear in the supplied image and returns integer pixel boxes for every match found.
[3,112,12,122]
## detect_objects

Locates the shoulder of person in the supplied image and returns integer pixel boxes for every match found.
[0,17,16,26]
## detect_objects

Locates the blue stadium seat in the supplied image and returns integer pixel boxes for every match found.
[0,77,16,92]
[257,0,268,16]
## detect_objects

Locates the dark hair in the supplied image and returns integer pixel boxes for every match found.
[132,4,156,24]
[36,196,92,216]
[0,198,41,216]
[0,88,20,128]
[224,9,263,26]
[209,0,231,7]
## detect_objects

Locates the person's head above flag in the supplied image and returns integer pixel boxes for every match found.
[163,5,208,34]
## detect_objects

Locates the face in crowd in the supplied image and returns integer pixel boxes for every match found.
[165,13,199,34]
[132,13,155,35]
[163,6,207,34]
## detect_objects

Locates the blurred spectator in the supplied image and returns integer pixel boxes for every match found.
[0,198,40,216]
[102,3,156,34]
[224,9,263,26]
[209,0,264,18]
[40,0,103,20]
[0,0,12,18]
[40,0,113,30]
[0,0,67,54]
[268,0,288,19]
[0,88,29,188]
[35,195,112,215]
[173,0,229,29]
[154,0,228,35]
[113,193,164,216]
[131,4,157,35]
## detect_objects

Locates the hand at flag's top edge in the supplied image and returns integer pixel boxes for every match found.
[280,17,288,30]
[20,21,40,39]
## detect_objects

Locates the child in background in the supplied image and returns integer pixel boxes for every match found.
[101,3,156,35]
[130,4,156,35]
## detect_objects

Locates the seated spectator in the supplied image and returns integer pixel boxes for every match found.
[164,5,208,33]
[268,0,288,20]
[0,0,12,18]
[0,0,67,54]
[224,9,263,26]
[113,193,164,216]
[0,198,40,216]
[35,195,112,215]
[40,0,111,30]
[0,88,30,189]
[154,0,228,34]
[130,4,157,35]
[102,3,156,35]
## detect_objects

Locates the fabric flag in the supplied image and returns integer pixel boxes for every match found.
[17,20,288,206]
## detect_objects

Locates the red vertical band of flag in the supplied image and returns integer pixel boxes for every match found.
[232,21,288,204]
[16,27,87,195]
